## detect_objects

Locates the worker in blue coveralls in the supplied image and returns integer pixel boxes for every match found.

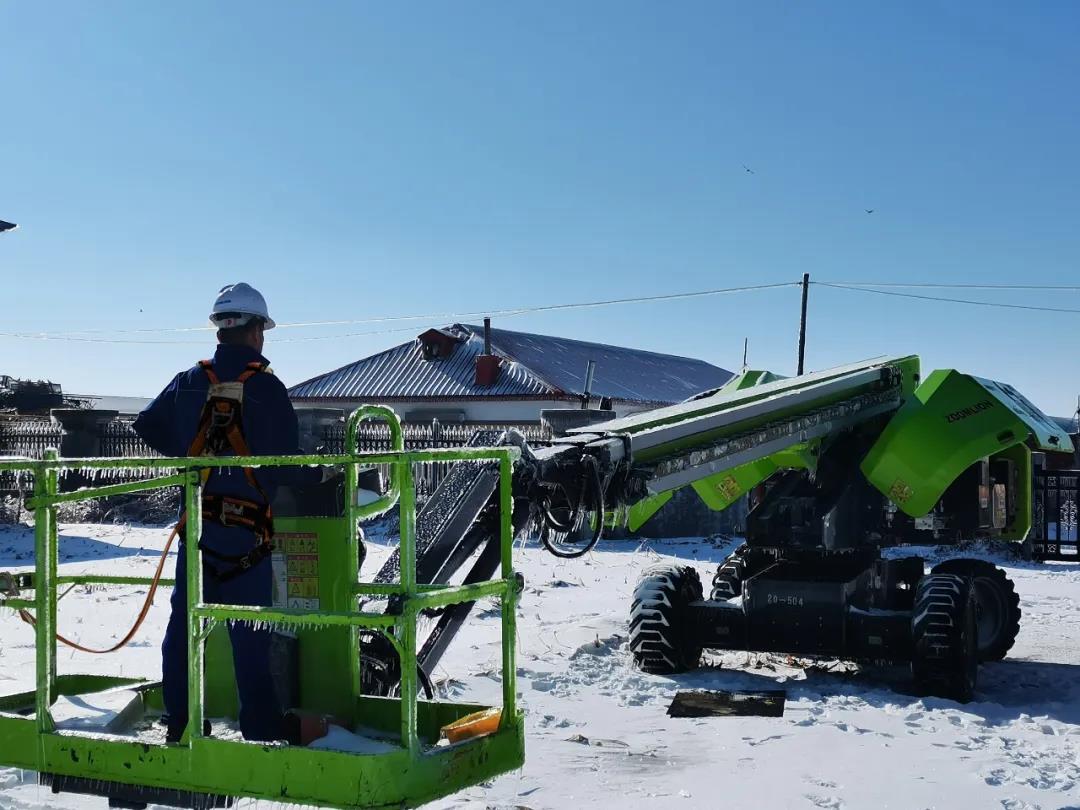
[134,283,321,744]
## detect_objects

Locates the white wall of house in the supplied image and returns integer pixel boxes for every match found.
[293,397,656,423]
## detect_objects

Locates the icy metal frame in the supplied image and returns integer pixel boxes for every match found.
[0,406,524,809]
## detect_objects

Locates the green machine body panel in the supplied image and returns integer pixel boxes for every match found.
[689,444,819,511]
[718,368,786,392]
[614,356,919,465]
[204,516,356,720]
[625,444,819,530]
[607,358,918,527]
[994,443,1033,541]
[862,369,1073,517]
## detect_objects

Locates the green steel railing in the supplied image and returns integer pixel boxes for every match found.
[0,407,521,755]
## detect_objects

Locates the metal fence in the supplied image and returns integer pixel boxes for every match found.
[0,414,550,502]
[99,419,157,458]
[324,420,551,499]
[0,419,63,493]
[0,418,62,459]
[1032,469,1080,561]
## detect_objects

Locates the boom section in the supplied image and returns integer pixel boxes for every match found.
[564,356,918,499]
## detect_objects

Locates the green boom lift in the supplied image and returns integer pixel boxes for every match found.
[0,356,1071,807]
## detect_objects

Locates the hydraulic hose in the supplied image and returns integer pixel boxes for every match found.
[540,455,606,559]
[19,522,180,655]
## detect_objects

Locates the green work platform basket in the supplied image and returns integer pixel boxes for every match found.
[0,406,524,809]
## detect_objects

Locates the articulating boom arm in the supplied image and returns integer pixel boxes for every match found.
[358,355,1072,693]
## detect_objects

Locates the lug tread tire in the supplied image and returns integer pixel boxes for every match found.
[930,558,1020,662]
[911,573,978,703]
[710,553,746,601]
[629,564,703,674]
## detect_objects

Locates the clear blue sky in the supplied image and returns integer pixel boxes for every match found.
[3,2,1079,416]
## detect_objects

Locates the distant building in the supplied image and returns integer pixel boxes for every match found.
[0,376,65,414]
[67,394,152,417]
[287,322,733,423]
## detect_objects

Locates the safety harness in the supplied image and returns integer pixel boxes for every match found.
[185,359,274,582]
[17,358,277,653]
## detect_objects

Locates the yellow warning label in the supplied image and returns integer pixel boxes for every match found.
[889,479,914,504]
[274,532,319,608]
[717,475,742,501]
[275,532,318,555]
[286,554,318,578]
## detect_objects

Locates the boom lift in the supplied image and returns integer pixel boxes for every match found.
[0,355,1069,808]
[570,355,1068,701]
[360,354,1071,704]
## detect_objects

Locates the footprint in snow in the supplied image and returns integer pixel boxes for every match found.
[742,734,786,746]
[804,793,845,809]
[536,714,573,729]
[953,734,991,751]
[983,767,1015,787]
[999,799,1043,810]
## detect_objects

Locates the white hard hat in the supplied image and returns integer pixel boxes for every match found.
[209,283,276,330]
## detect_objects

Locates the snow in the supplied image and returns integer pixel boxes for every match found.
[51,690,141,732]
[307,725,399,755]
[0,524,1078,809]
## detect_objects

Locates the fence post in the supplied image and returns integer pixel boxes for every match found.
[49,409,119,491]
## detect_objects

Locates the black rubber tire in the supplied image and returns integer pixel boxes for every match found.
[911,573,979,703]
[629,564,704,674]
[931,558,1020,662]
[710,551,746,601]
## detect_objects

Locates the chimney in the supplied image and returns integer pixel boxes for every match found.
[475,317,501,387]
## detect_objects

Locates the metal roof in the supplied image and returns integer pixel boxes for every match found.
[1051,414,1079,434]
[69,394,152,415]
[289,323,732,404]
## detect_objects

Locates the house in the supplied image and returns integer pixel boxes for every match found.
[68,394,152,417]
[287,321,733,424]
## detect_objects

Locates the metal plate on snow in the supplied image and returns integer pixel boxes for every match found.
[667,689,786,718]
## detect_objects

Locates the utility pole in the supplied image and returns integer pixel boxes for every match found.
[797,273,810,375]
[742,337,749,371]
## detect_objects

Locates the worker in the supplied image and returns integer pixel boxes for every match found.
[134,283,321,744]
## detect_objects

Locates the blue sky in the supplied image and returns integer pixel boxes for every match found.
[3,2,1079,416]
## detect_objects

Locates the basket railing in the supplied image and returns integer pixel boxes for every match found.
[0,405,520,756]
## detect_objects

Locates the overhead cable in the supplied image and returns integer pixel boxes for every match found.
[0,282,799,344]
[816,282,1080,315]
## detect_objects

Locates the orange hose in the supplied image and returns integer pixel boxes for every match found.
[19,522,181,655]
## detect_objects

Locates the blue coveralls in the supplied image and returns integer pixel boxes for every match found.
[133,344,318,741]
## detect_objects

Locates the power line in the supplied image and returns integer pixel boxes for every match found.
[0,323,428,346]
[819,281,1080,292]
[0,281,799,345]
[816,282,1080,315]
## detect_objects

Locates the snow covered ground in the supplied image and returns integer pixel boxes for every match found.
[0,523,1078,809]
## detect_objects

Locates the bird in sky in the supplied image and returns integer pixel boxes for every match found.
[865,209,874,214]
[742,164,755,175]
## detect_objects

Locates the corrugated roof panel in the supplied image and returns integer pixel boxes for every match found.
[289,323,732,403]
[479,324,732,403]
[289,330,553,399]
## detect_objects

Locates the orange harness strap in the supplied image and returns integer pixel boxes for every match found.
[186,359,275,581]
[20,359,273,653]
[19,523,181,655]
